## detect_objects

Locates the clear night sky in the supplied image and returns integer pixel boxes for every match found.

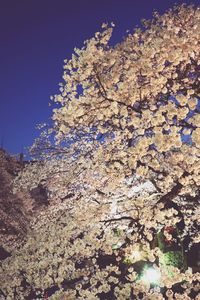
[0,0,199,155]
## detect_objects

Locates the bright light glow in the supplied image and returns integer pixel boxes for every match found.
[141,267,161,285]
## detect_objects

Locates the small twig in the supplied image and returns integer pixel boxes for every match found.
[100,216,136,223]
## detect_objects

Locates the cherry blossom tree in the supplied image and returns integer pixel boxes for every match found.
[1,4,200,299]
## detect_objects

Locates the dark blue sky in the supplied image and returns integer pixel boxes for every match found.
[0,0,199,155]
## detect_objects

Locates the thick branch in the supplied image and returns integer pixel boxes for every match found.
[156,181,183,206]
